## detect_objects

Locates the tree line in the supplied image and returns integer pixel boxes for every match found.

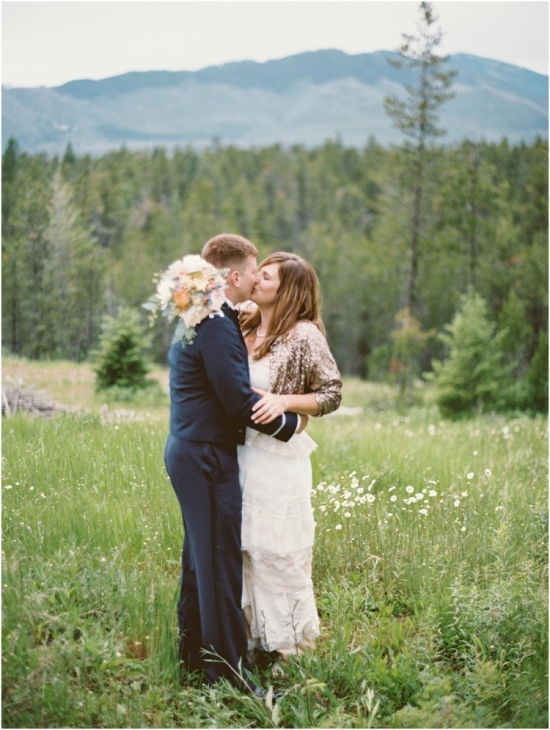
[2,133,547,404]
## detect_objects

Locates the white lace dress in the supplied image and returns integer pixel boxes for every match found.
[237,355,320,659]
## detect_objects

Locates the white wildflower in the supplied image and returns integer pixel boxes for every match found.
[485,469,492,477]
[366,493,375,503]
[454,499,461,507]
[466,472,474,480]
[335,524,342,530]
[419,508,428,515]
[390,495,397,502]
[406,485,414,494]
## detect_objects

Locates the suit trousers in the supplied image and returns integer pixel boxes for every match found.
[164,434,252,689]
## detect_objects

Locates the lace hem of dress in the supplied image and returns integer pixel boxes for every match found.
[243,428,317,457]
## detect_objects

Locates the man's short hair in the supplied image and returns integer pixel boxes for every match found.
[202,233,258,272]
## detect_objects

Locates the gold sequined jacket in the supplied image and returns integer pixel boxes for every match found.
[266,321,342,417]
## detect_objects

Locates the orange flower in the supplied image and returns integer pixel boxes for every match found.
[173,289,191,309]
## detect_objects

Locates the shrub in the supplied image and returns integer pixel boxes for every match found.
[428,290,514,417]
[526,330,549,413]
[93,308,151,391]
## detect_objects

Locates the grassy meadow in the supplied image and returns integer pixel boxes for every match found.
[2,358,548,728]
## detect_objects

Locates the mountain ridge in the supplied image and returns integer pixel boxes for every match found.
[3,49,547,154]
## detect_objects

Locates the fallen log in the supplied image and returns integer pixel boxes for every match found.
[2,377,65,417]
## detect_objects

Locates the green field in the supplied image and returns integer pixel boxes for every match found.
[2,360,548,728]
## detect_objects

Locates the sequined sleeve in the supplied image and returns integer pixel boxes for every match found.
[269,322,342,417]
[300,325,342,416]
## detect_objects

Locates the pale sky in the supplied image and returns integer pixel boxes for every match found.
[2,1,548,89]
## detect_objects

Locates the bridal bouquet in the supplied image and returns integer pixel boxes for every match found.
[143,255,228,344]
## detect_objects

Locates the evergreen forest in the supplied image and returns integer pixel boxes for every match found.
[2,135,547,411]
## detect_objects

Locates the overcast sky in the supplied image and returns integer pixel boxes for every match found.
[2,1,548,88]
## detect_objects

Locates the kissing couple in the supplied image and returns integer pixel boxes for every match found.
[164,233,342,696]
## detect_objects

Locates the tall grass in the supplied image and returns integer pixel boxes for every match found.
[2,361,547,728]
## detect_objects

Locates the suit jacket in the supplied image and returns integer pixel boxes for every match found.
[168,303,299,445]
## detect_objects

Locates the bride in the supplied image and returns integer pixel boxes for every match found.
[237,251,342,662]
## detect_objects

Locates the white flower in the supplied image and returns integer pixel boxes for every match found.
[428,424,436,436]
[466,472,474,480]
[454,499,461,507]
[473,450,478,456]
[461,491,468,498]
[406,486,414,494]
[335,524,342,530]
[4,485,12,490]
[485,468,492,477]
[344,511,351,518]
[428,490,437,497]
[209,287,226,310]
[356,487,364,494]
[319,505,327,512]
[390,495,397,502]
[388,486,396,492]
[461,526,467,532]
[156,278,174,307]
[366,493,375,503]
[419,508,428,515]
[415,493,424,501]
[183,304,210,328]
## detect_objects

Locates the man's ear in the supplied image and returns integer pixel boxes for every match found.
[227,269,240,288]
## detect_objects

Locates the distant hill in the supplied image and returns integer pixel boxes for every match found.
[2,49,548,154]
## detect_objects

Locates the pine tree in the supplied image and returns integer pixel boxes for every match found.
[43,171,106,359]
[429,290,514,417]
[93,308,151,391]
[384,1,457,314]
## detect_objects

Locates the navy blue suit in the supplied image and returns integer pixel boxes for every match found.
[164,303,298,688]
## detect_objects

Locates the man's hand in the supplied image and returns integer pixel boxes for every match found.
[296,414,309,434]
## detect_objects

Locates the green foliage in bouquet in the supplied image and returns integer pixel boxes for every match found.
[93,308,151,391]
[429,290,514,417]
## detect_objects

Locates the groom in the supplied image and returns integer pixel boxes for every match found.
[164,233,302,693]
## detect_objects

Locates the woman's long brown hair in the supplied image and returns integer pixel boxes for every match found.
[240,252,325,360]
